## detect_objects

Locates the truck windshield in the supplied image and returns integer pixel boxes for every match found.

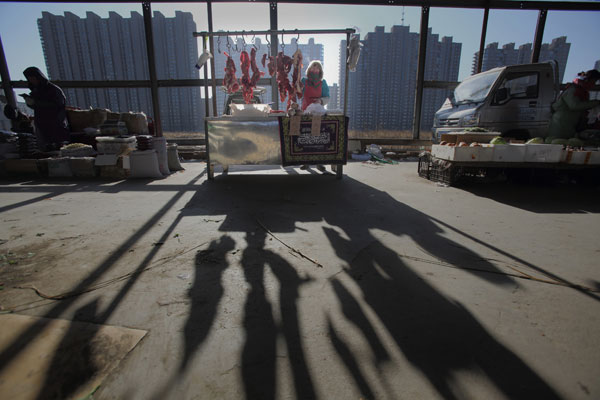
[454,70,502,104]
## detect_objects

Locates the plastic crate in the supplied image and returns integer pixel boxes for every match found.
[429,158,461,185]
[418,152,432,179]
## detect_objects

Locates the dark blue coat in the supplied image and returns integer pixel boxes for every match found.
[23,67,70,144]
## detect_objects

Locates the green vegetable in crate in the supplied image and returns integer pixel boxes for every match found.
[526,137,544,144]
[551,138,568,145]
[490,137,507,145]
[545,136,557,144]
[464,127,488,132]
[567,137,584,147]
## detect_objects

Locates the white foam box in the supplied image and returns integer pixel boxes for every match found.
[431,144,480,161]
[524,144,563,163]
[492,144,526,162]
[478,144,494,162]
[566,150,591,164]
[588,151,600,165]
[47,157,73,178]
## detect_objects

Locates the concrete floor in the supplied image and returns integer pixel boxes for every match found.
[0,160,599,400]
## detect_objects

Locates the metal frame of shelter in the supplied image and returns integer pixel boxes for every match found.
[1,0,599,140]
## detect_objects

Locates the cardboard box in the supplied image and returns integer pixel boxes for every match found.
[70,157,98,178]
[100,156,130,179]
[3,159,41,176]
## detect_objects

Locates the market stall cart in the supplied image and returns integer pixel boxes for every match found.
[194,28,356,180]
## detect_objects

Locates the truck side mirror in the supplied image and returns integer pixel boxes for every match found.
[448,92,456,106]
[494,88,509,104]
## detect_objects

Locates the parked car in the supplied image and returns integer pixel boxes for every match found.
[432,61,560,141]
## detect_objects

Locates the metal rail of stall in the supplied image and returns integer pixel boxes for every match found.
[193,28,355,180]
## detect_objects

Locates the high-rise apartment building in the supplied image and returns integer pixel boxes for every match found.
[210,36,323,115]
[328,83,340,111]
[338,26,461,133]
[472,37,570,82]
[38,10,203,132]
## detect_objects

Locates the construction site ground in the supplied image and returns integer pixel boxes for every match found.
[0,160,599,400]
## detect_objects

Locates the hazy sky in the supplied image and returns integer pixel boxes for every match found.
[1,1,599,87]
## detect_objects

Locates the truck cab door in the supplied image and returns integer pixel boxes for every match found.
[483,70,545,137]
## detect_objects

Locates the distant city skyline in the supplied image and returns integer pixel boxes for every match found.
[1,3,599,87]
[340,26,461,133]
[473,36,571,81]
[37,10,203,132]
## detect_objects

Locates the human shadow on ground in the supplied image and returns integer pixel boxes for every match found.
[180,236,235,371]
[317,178,563,399]
[241,228,315,400]
[171,174,565,399]
[326,234,561,399]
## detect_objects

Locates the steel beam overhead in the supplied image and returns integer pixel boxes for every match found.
[6,1,600,11]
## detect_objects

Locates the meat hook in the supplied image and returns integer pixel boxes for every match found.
[295,29,299,51]
[281,32,285,53]
[217,36,221,54]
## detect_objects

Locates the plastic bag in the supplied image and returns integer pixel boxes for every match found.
[195,49,213,70]
[304,103,326,115]
[366,144,383,158]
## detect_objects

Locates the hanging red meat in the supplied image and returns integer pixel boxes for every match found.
[276,51,293,108]
[262,53,276,77]
[239,50,253,104]
[250,48,265,89]
[291,49,304,102]
[223,52,239,94]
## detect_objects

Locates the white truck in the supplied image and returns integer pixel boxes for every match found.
[432,62,560,142]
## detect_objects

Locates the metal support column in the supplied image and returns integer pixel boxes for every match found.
[531,9,547,63]
[269,2,278,108]
[0,34,18,125]
[343,31,350,117]
[412,5,429,139]
[207,0,217,117]
[476,7,489,74]
[202,37,210,119]
[142,1,162,137]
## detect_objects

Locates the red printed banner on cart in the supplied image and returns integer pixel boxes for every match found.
[279,115,348,166]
